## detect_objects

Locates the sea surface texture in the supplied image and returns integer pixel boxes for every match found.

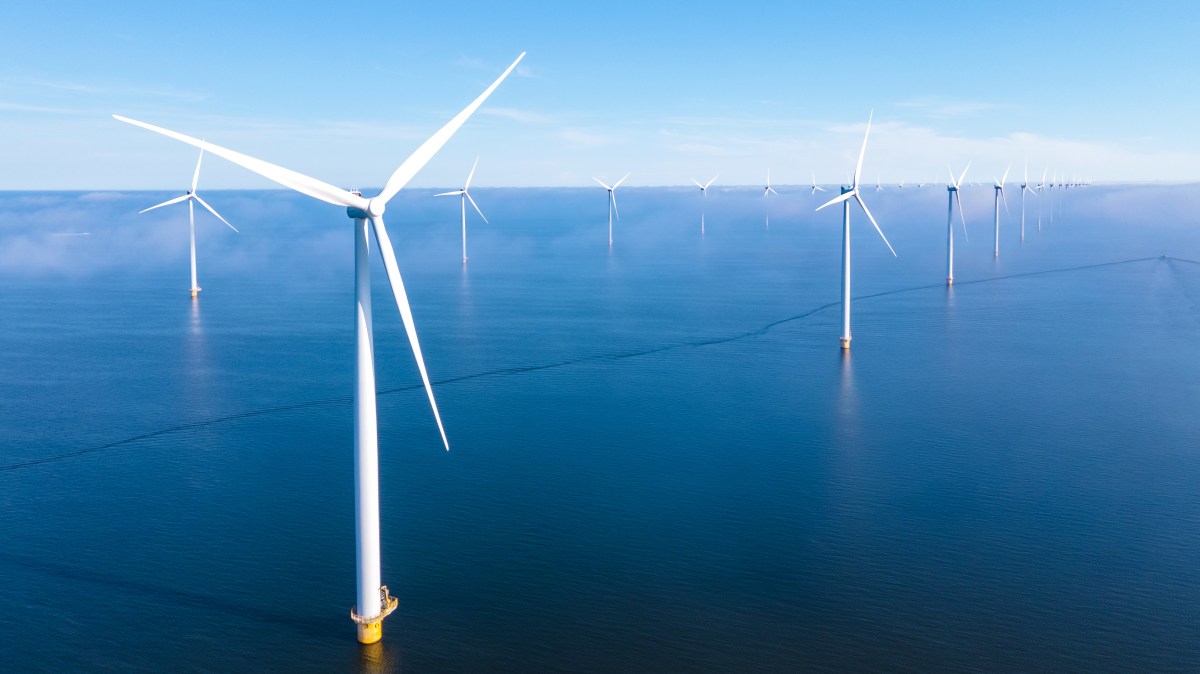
[1,184,1198,672]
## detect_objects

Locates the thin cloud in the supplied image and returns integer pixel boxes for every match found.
[479,107,555,124]
[895,96,1003,118]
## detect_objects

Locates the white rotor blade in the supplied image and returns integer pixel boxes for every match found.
[611,191,620,220]
[767,186,779,196]
[369,215,449,451]
[816,189,855,212]
[957,161,971,188]
[1001,162,1011,186]
[593,177,614,191]
[139,193,190,214]
[854,194,896,257]
[465,156,480,190]
[954,190,969,241]
[114,115,367,210]
[433,189,463,197]
[613,172,630,189]
[947,165,957,185]
[191,149,205,193]
[376,52,526,205]
[690,178,704,189]
[193,194,239,232]
[1000,189,1011,223]
[852,110,873,189]
[465,191,488,224]
[704,175,718,189]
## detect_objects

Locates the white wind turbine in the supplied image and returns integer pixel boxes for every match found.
[815,111,897,350]
[1019,160,1038,241]
[762,169,779,228]
[1037,166,1048,230]
[992,163,1011,257]
[811,171,827,195]
[435,157,487,264]
[945,162,970,286]
[115,52,525,645]
[691,175,717,234]
[139,148,238,298]
[593,173,629,247]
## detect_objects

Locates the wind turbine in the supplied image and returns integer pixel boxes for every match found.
[139,148,238,298]
[691,175,717,234]
[593,173,629,247]
[763,169,778,228]
[992,163,1011,257]
[815,111,896,350]
[811,171,827,195]
[435,157,487,264]
[945,162,970,286]
[115,52,525,645]
[1037,166,1048,230]
[1019,160,1038,241]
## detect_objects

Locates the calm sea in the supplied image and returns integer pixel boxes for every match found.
[1,184,1198,672]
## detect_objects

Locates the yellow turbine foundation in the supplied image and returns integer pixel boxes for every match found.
[352,586,398,645]
[946,277,954,286]
[840,337,851,350]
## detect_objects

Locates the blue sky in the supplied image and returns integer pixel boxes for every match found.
[2,1,1198,189]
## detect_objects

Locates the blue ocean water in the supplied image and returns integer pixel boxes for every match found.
[1,184,1198,672]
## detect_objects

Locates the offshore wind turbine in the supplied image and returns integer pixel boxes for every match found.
[992,163,1011,257]
[691,175,717,234]
[115,52,525,645]
[945,163,970,285]
[594,173,629,247]
[763,169,778,228]
[815,112,897,350]
[811,171,827,195]
[139,148,238,298]
[1019,160,1038,241]
[435,157,487,264]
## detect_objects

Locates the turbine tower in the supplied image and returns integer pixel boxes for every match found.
[815,111,897,350]
[945,163,970,285]
[992,163,1011,257]
[762,169,778,228]
[115,52,525,645]
[593,173,629,247]
[435,157,487,264]
[138,148,238,298]
[691,175,717,235]
[1019,160,1038,241]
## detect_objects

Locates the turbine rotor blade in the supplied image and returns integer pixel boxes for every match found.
[852,110,873,189]
[376,52,525,205]
[613,172,630,189]
[611,192,620,220]
[690,178,704,189]
[957,161,971,188]
[113,115,367,210]
[465,156,480,190]
[465,191,488,224]
[433,190,462,197]
[854,194,896,257]
[704,175,718,189]
[593,177,613,190]
[816,189,855,211]
[955,190,969,241]
[139,194,190,214]
[191,149,204,193]
[193,194,239,232]
[1002,162,1011,186]
[369,215,449,451]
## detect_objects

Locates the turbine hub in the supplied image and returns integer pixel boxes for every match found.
[367,198,386,218]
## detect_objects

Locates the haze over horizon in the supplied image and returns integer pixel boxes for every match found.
[2,1,1198,189]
